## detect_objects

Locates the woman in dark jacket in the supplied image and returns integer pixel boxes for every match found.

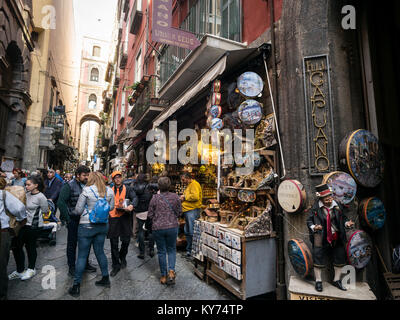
[132,174,155,259]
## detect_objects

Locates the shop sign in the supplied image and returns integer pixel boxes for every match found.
[302,54,337,176]
[152,0,201,50]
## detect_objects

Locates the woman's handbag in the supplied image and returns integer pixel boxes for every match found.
[2,190,26,237]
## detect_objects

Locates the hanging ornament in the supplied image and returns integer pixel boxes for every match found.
[211,93,221,105]
[237,71,264,97]
[238,100,263,125]
[209,105,222,119]
[212,80,221,93]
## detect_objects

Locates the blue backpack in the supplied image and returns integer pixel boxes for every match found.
[84,187,110,224]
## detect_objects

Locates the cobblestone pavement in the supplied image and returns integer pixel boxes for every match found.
[6,226,236,300]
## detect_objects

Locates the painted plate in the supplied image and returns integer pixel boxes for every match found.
[237,190,256,203]
[210,118,224,130]
[209,105,222,118]
[322,171,357,205]
[238,100,263,125]
[339,129,384,188]
[288,239,313,277]
[277,180,307,213]
[346,230,372,269]
[359,197,386,230]
[237,72,264,97]
[243,152,261,168]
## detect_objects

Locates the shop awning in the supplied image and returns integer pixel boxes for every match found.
[153,44,260,129]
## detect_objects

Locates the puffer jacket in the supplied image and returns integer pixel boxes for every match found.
[132,182,153,213]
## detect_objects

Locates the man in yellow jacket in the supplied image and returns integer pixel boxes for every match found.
[180,172,202,258]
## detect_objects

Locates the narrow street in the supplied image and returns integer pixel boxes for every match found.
[6,226,235,300]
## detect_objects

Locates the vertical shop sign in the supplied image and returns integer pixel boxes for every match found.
[303,54,337,176]
[152,0,201,50]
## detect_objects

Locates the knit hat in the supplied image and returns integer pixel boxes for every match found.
[315,183,332,198]
[111,171,122,179]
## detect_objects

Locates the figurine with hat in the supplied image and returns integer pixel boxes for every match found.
[306,183,355,292]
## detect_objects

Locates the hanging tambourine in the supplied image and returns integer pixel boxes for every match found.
[359,197,386,230]
[211,93,221,105]
[287,239,313,277]
[238,100,263,125]
[277,180,307,213]
[345,229,372,269]
[210,118,224,130]
[338,129,384,188]
[322,171,357,205]
[209,105,222,119]
[237,71,264,97]
[212,80,221,93]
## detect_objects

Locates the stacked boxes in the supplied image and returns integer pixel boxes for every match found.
[200,221,242,281]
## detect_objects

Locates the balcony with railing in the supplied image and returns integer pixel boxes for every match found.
[128,76,168,130]
[129,0,143,35]
[158,0,241,90]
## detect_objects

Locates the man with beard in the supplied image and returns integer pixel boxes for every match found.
[58,166,96,276]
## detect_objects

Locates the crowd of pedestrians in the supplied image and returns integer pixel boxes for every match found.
[0,165,203,300]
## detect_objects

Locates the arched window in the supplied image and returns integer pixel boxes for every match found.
[90,68,99,82]
[88,94,97,109]
[92,46,101,57]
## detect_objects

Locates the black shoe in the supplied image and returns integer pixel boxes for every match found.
[332,280,347,291]
[137,254,145,260]
[68,284,80,297]
[110,267,120,277]
[149,250,155,258]
[85,263,96,273]
[315,281,323,292]
[68,266,75,277]
[95,276,110,288]
[120,259,127,269]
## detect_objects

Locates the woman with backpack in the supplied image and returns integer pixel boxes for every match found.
[68,172,114,297]
[8,175,49,281]
[147,177,182,285]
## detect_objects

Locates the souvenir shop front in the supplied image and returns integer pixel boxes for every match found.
[151,44,283,299]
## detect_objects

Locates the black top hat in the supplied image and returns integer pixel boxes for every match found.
[315,183,332,198]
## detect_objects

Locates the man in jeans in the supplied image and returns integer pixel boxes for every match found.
[180,172,202,258]
[57,166,96,276]
[0,178,26,300]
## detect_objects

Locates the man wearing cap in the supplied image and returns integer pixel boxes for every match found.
[306,183,354,293]
[109,171,138,277]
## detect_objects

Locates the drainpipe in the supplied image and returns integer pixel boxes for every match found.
[266,0,287,300]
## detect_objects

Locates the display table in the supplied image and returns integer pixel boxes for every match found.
[288,276,376,300]
[203,225,276,300]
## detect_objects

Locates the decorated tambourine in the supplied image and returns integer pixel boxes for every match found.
[322,171,357,205]
[238,100,263,125]
[287,239,313,277]
[359,197,386,230]
[212,80,221,93]
[345,229,372,269]
[277,180,307,213]
[237,72,264,97]
[243,152,261,168]
[237,189,256,203]
[209,105,222,119]
[221,187,238,198]
[210,118,224,130]
[339,129,384,188]
[211,93,221,105]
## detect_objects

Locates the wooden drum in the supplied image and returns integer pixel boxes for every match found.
[277,180,307,213]
[322,171,357,205]
[345,229,372,269]
[287,239,313,277]
[359,197,386,230]
[338,129,384,188]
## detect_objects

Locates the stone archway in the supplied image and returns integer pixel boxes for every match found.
[78,113,102,162]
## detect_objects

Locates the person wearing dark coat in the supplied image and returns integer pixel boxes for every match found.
[132,174,155,259]
[108,171,138,277]
[44,169,63,205]
[306,183,354,293]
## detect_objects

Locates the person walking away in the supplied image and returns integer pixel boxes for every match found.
[132,174,155,259]
[44,169,63,209]
[11,169,26,187]
[8,176,49,281]
[180,172,202,258]
[0,178,26,300]
[68,172,114,297]
[108,171,138,277]
[57,166,96,276]
[147,177,181,285]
